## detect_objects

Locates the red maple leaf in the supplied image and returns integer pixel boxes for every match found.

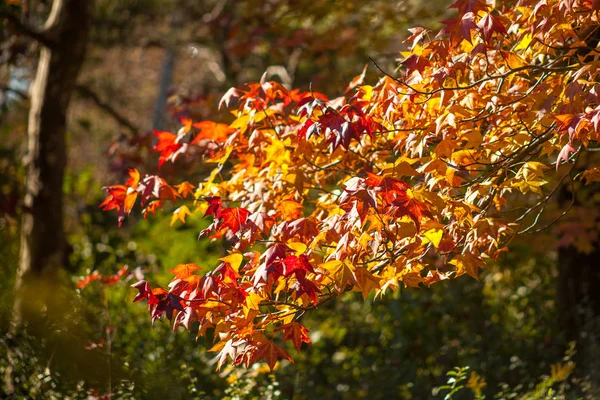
[390,194,431,230]
[477,13,507,43]
[77,271,100,289]
[101,266,129,286]
[153,130,184,166]
[204,196,223,218]
[282,254,314,277]
[220,207,250,234]
[401,54,431,76]
[291,274,320,305]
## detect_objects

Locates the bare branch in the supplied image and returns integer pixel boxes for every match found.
[0,84,28,100]
[1,10,54,48]
[75,85,140,135]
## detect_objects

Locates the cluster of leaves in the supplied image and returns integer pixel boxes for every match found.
[101,0,600,370]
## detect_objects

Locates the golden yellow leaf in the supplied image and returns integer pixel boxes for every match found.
[320,260,356,290]
[244,292,263,317]
[580,168,600,185]
[219,253,244,272]
[422,228,443,248]
[170,205,192,226]
[287,241,307,255]
[353,267,380,299]
[449,254,484,280]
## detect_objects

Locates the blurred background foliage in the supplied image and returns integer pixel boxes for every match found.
[0,0,595,398]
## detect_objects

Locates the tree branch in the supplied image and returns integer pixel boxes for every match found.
[75,85,140,135]
[0,84,29,100]
[1,10,54,48]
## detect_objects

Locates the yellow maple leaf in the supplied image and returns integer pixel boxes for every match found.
[170,205,192,226]
[449,254,484,280]
[287,241,307,255]
[243,292,263,317]
[353,267,380,299]
[580,168,600,185]
[320,260,356,290]
[219,253,244,272]
[175,181,196,198]
[422,228,443,248]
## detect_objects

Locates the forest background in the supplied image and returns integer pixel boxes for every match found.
[0,0,596,399]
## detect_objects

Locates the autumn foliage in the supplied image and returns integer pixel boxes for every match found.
[99,0,600,371]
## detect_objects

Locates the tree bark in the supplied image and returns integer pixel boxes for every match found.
[557,246,600,390]
[557,174,600,392]
[5,0,94,394]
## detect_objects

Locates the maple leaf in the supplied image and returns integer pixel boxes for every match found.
[277,322,311,352]
[556,143,577,171]
[219,87,242,109]
[477,13,507,43]
[131,280,154,303]
[99,185,137,226]
[150,292,185,323]
[204,196,223,218]
[340,189,377,224]
[364,172,410,205]
[153,130,184,167]
[101,266,129,286]
[280,217,320,242]
[449,254,484,280]
[169,263,202,279]
[440,14,478,44]
[401,272,423,288]
[423,270,452,286]
[253,339,294,372]
[282,254,314,277]
[318,112,362,151]
[291,274,321,305]
[77,271,100,289]
[190,121,235,144]
[99,185,127,212]
[390,194,432,230]
[175,181,196,198]
[277,195,304,221]
[321,260,356,290]
[401,54,431,76]
[171,205,192,226]
[219,253,244,272]
[157,179,180,202]
[199,275,218,299]
[353,267,380,299]
[142,200,162,218]
[126,168,141,188]
[211,339,239,370]
[581,168,600,185]
[220,207,250,234]
[403,27,430,49]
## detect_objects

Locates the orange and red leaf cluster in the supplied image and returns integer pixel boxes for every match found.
[101,0,600,369]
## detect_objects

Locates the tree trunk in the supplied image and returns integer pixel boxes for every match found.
[557,171,600,392]
[557,246,600,389]
[5,0,94,394]
[152,47,175,131]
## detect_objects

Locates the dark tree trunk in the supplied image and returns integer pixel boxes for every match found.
[5,0,94,394]
[557,171,600,391]
[558,246,600,387]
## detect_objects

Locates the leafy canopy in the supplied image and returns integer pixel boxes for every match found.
[101,0,600,371]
